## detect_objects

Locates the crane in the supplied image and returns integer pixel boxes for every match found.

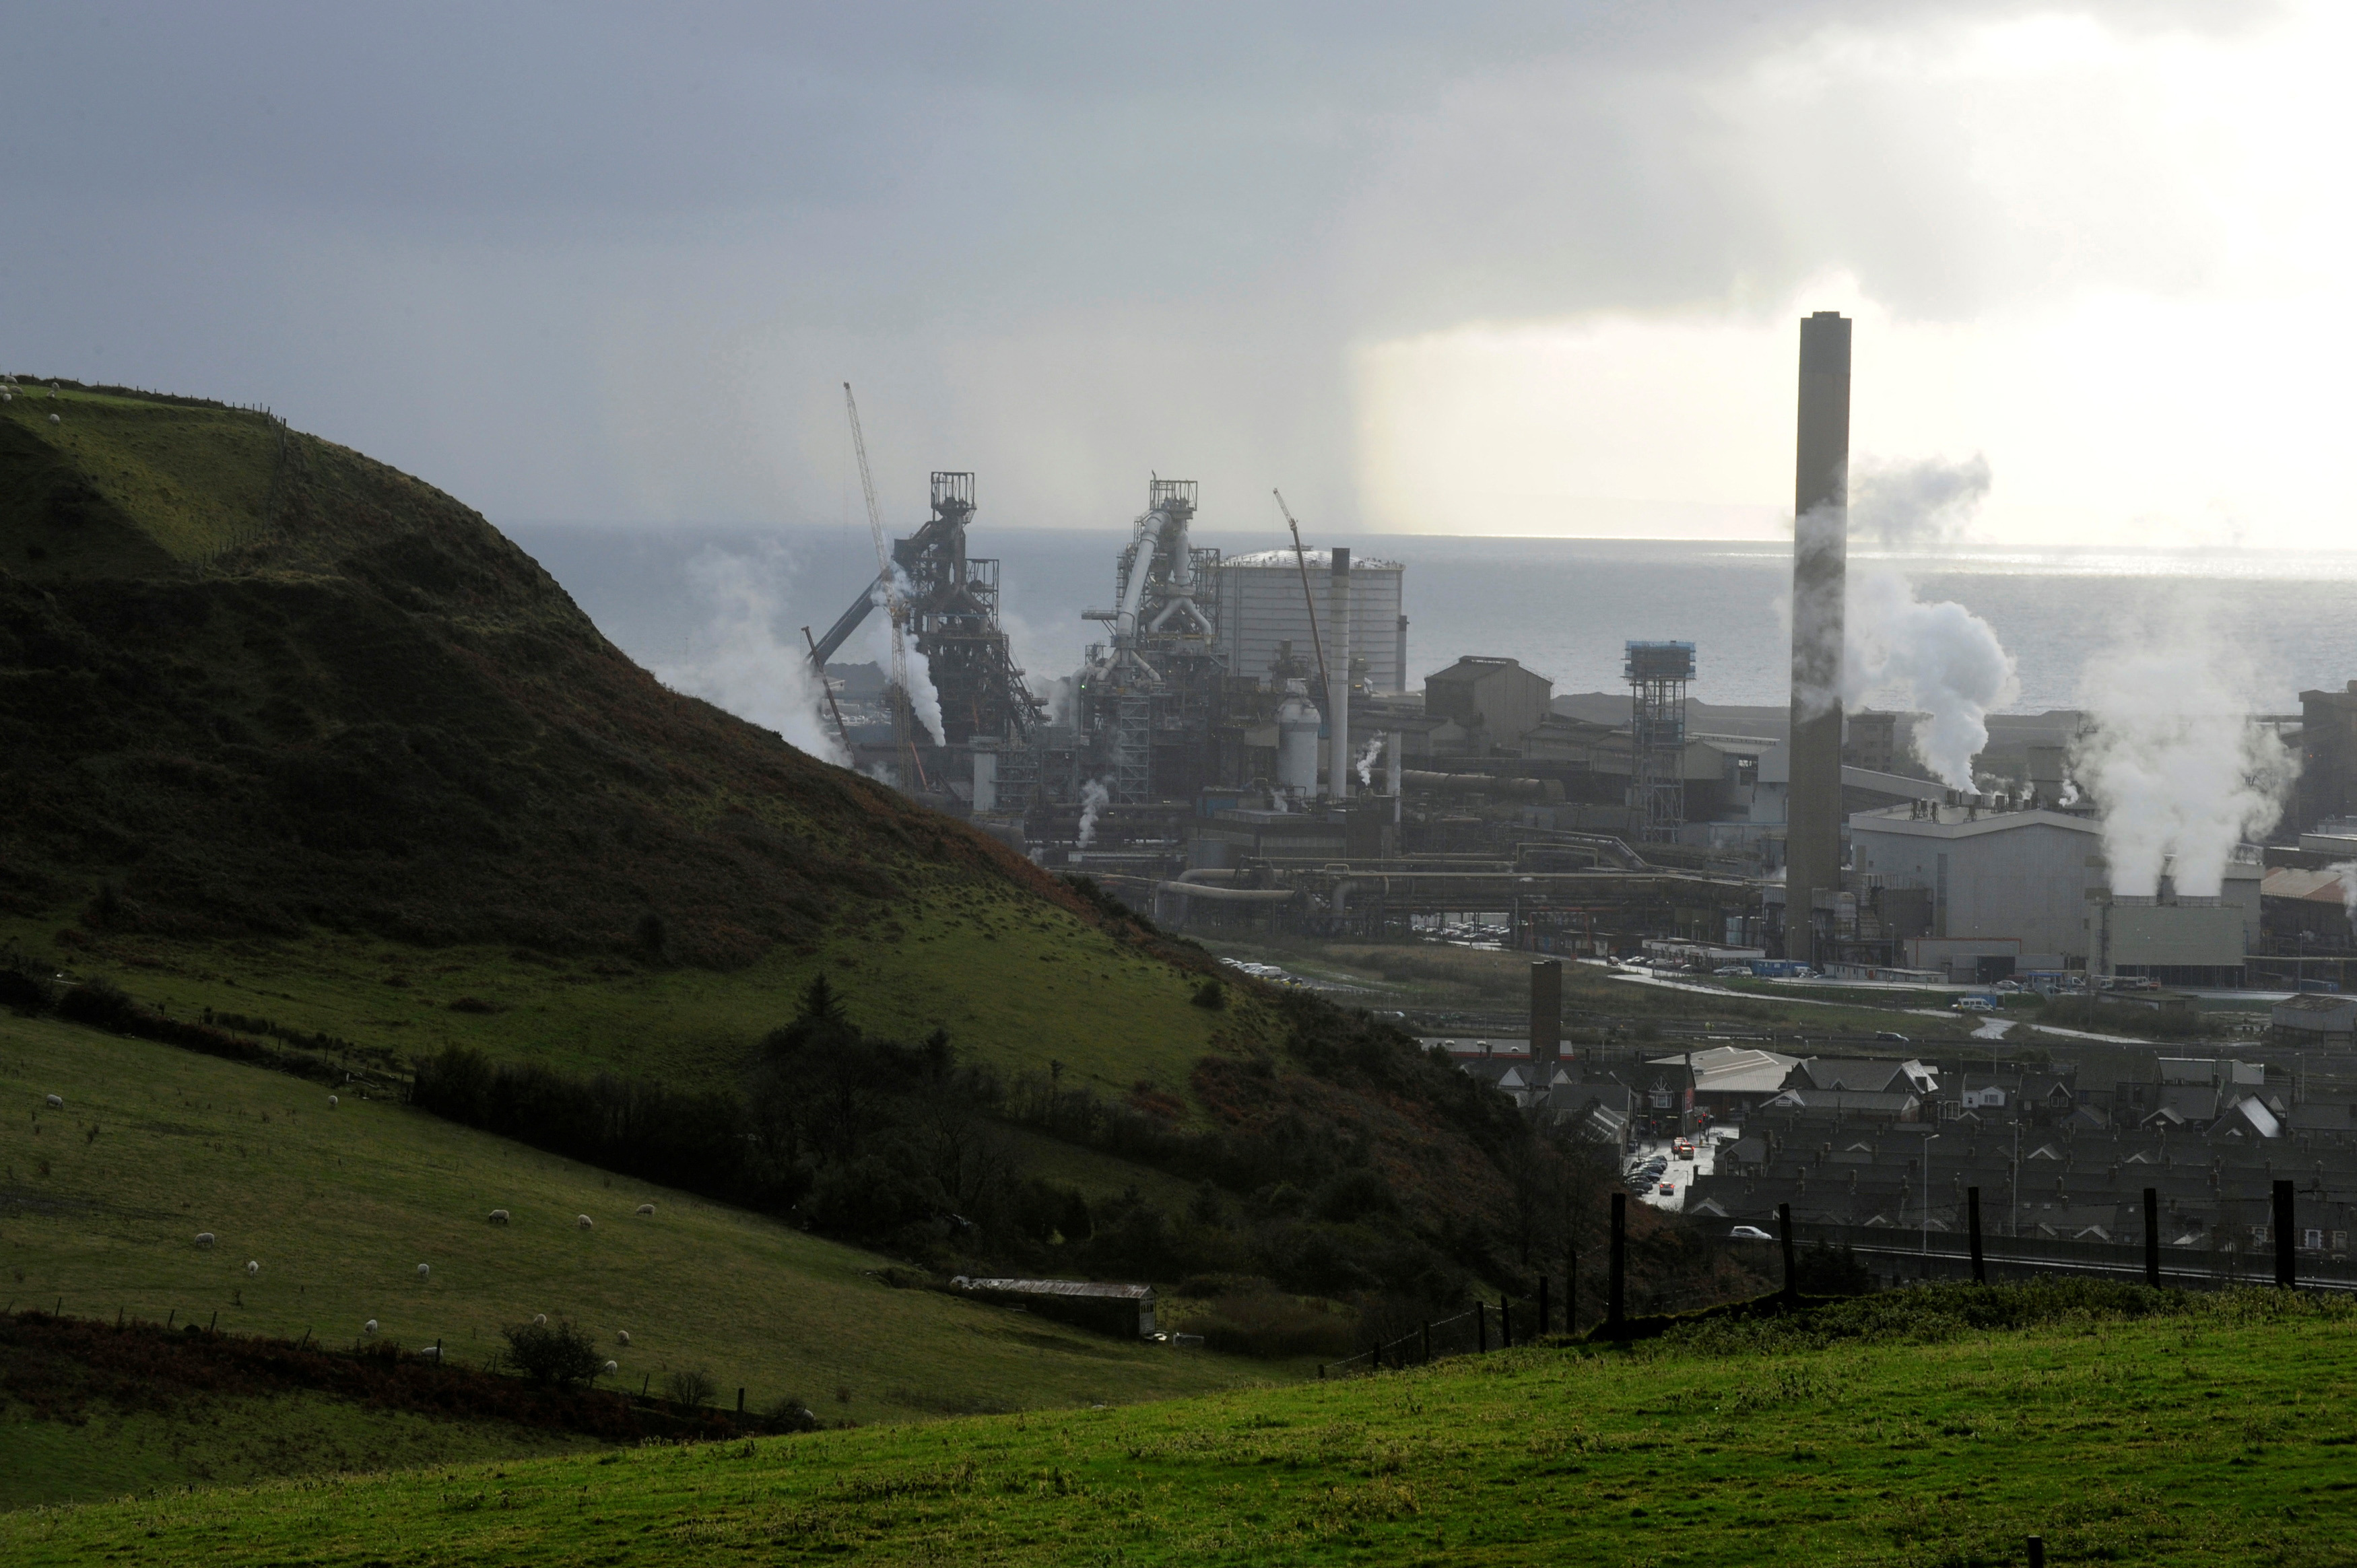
[844,382,928,792]
[1271,489,1333,704]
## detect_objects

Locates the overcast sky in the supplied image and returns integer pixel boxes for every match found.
[5,1,2344,547]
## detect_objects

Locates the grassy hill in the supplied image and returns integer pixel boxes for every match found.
[0,1007,1284,1499]
[0,378,1250,1104]
[5,1282,2350,1562]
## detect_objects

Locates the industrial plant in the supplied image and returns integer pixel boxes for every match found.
[803,326,2357,1006]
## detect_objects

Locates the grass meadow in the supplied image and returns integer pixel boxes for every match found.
[0,1013,1284,1453]
[1,881,1257,1112]
[4,1287,2351,1564]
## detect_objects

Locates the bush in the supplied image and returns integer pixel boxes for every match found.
[765,1394,821,1432]
[665,1368,719,1408]
[499,1319,605,1389]
[1191,979,1226,1010]
[1791,1239,1875,1297]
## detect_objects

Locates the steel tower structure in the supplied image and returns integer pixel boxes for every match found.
[1626,640,1696,844]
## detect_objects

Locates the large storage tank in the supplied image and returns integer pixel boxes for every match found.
[1274,679,1323,798]
[1214,549,1405,692]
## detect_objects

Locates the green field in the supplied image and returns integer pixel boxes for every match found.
[0,1013,1284,1450]
[0,882,1257,1109]
[4,1285,2349,1563]
[0,1387,600,1512]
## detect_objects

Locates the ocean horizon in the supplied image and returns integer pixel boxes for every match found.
[507,524,2357,720]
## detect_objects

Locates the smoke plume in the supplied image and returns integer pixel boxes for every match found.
[1851,454,1992,548]
[1843,569,2018,791]
[653,544,848,767]
[1075,778,1111,848]
[2071,634,2296,897]
[1355,735,1385,788]
[1786,454,2014,790]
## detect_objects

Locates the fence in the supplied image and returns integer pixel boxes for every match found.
[1317,1180,2347,1382]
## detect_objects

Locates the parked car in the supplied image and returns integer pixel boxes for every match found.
[1728,1224,1773,1241]
[1953,995,1995,1012]
[1657,1183,1676,1196]
[1873,1031,1909,1042]
[1714,965,1751,977]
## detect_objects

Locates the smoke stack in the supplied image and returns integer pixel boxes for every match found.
[1530,959,1562,1075]
[1328,547,1352,800]
[1787,311,1852,964]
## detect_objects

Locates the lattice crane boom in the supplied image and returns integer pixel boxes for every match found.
[844,382,926,790]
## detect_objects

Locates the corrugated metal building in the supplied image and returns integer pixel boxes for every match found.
[1215,549,1405,692]
[951,1277,1158,1338]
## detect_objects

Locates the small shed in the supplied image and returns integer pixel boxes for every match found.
[952,1277,1158,1338]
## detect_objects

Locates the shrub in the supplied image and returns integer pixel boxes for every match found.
[499,1319,605,1389]
[1191,979,1226,1010]
[765,1394,820,1432]
[665,1368,719,1408]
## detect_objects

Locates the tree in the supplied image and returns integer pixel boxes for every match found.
[665,1367,719,1408]
[500,1319,605,1389]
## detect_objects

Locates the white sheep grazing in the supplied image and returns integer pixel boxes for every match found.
[615,1329,630,1347]
[364,1319,379,1336]
[488,1208,510,1225]
[416,1263,432,1281]
[195,1232,216,1249]
[418,1345,444,1362]
[327,1094,339,1108]
[246,1260,261,1278]
[635,1203,655,1216]
[533,1313,548,1326]
[603,1359,618,1375]
[45,1094,63,1110]
[576,1215,593,1231]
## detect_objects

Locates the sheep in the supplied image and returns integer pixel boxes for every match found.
[615,1329,630,1347]
[195,1232,216,1249]
[635,1203,655,1217]
[416,1263,432,1281]
[418,1345,444,1363]
[246,1260,261,1277]
[603,1359,619,1375]
[364,1319,379,1336]
[576,1215,594,1230]
[487,1208,510,1225]
[327,1095,339,1108]
[533,1313,547,1326]
[45,1094,63,1110]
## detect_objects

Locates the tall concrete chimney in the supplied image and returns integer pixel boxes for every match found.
[1787,311,1851,965]
[1328,547,1352,800]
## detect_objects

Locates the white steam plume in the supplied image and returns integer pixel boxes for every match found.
[1787,456,2015,790]
[2328,863,2357,929]
[1075,778,1111,848]
[1844,569,2018,791]
[653,544,848,767]
[1851,453,1992,548]
[877,569,943,745]
[1355,735,1385,788]
[2071,632,2296,897]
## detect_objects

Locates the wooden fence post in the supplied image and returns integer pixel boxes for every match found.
[1477,1301,1488,1353]
[1567,1245,1578,1335]
[1968,1186,1985,1283]
[2027,1535,2045,1567]
[1609,1192,1628,1334]
[1422,1321,1431,1363]
[2144,1186,2161,1287]
[1501,1297,1513,1350]
[1777,1201,1796,1305]
[737,1386,745,1413]
[2274,1179,2296,1289]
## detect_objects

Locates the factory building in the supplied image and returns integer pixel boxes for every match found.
[2299,681,2357,833]
[1215,549,1405,693]
[1849,803,2261,982]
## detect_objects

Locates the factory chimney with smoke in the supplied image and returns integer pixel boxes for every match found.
[1786,311,1851,963]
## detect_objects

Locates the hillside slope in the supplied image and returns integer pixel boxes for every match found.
[6,1285,2350,1562]
[0,1010,1280,1450]
[0,380,1251,1097]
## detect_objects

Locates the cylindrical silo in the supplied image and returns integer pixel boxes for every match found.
[1275,680,1322,798]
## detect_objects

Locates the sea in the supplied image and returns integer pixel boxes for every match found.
[505,524,2357,718]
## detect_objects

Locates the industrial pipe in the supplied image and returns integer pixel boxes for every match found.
[1328,547,1352,800]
